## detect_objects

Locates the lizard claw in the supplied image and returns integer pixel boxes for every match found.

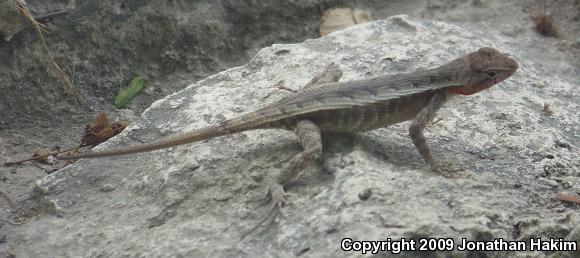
[429,161,463,178]
[240,183,286,240]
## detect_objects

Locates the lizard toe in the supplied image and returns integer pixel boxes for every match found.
[430,161,463,178]
[240,183,286,240]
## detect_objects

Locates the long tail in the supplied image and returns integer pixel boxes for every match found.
[58,110,277,160]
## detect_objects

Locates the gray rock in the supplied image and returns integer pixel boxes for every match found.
[0,0,29,42]
[11,15,580,257]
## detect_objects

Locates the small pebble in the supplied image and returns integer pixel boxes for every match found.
[358,188,372,201]
[100,184,116,192]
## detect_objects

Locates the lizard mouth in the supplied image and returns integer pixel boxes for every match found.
[466,83,494,95]
[447,79,495,95]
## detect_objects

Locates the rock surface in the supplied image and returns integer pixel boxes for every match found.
[0,0,28,42]
[5,15,578,257]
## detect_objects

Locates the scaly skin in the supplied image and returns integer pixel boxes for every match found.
[59,47,519,238]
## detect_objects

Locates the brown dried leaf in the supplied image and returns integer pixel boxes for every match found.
[93,112,110,131]
[556,192,580,205]
[81,112,127,147]
[531,14,559,37]
[92,122,128,145]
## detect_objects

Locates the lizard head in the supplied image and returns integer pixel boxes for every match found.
[451,47,518,95]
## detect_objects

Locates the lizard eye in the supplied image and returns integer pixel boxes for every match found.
[486,71,496,77]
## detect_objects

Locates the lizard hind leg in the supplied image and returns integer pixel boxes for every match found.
[241,120,323,239]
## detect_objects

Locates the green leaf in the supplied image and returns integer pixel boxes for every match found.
[115,76,144,109]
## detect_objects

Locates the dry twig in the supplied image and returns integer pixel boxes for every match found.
[4,145,84,166]
[13,1,78,99]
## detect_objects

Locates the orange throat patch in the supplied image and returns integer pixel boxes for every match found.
[446,84,493,95]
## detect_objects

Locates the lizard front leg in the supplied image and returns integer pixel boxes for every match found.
[242,120,322,239]
[409,91,448,173]
[302,63,342,90]
[277,63,342,93]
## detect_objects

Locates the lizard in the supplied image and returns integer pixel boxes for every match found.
[59,47,519,237]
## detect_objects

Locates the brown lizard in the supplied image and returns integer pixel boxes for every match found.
[59,47,518,237]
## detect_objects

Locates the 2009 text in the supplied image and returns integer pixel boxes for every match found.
[340,237,577,254]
